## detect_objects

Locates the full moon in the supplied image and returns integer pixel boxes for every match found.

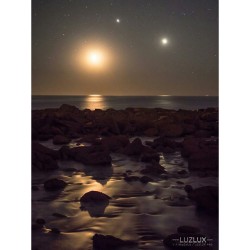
[88,51,103,66]
[161,38,168,45]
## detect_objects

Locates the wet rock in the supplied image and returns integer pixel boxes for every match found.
[151,136,180,151]
[80,191,111,203]
[140,176,153,184]
[69,145,112,165]
[44,178,67,191]
[59,104,81,114]
[182,123,196,135]
[75,134,98,144]
[63,167,78,172]
[140,151,160,163]
[124,175,140,182]
[32,223,43,230]
[36,218,46,225]
[177,225,201,234]
[157,122,183,137]
[176,181,184,185]
[122,138,145,155]
[181,137,200,157]
[200,112,218,122]
[184,185,193,193]
[93,234,137,250]
[187,186,218,215]
[141,162,166,175]
[52,135,71,145]
[177,169,188,175]
[101,135,130,152]
[50,228,61,234]
[144,127,158,136]
[161,146,175,154]
[80,191,111,217]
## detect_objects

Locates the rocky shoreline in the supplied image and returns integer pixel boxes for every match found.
[32,104,218,250]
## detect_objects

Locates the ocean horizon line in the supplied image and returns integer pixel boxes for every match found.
[32,94,219,97]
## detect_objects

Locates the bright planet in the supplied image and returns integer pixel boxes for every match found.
[161,38,168,45]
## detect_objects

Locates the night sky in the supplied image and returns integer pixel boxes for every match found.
[32,0,218,96]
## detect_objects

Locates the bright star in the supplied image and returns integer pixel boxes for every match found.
[116,18,120,23]
[161,38,168,45]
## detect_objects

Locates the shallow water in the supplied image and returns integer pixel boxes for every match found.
[32,138,218,250]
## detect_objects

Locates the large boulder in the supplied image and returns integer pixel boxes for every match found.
[186,186,218,215]
[157,121,183,137]
[68,145,112,165]
[100,135,130,152]
[44,178,67,191]
[80,191,111,203]
[80,191,111,217]
[93,234,137,250]
[140,162,166,175]
[122,138,145,155]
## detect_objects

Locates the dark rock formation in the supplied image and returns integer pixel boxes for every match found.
[186,186,218,215]
[124,175,140,182]
[100,135,130,152]
[141,162,166,175]
[62,145,112,165]
[44,178,67,191]
[36,218,46,225]
[140,176,153,184]
[80,191,111,217]
[80,191,111,203]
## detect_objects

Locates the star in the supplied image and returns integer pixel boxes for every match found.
[161,38,168,45]
[116,18,120,23]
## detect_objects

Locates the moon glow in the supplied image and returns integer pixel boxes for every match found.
[88,51,103,66]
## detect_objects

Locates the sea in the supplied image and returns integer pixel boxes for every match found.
[32,95,218,110]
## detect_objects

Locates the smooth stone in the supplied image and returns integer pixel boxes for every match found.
[44,178,67,191]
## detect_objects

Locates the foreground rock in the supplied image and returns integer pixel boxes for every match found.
[60,145,112,165]
[44,178,67,191]
[141,161,166,175]
[80,191,111,217]
[80,191,111,203]
[181,137,218,174]
[185,185,218,215]
[93,234,137,250]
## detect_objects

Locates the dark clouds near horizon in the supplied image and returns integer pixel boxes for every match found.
[32,0,218,96]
